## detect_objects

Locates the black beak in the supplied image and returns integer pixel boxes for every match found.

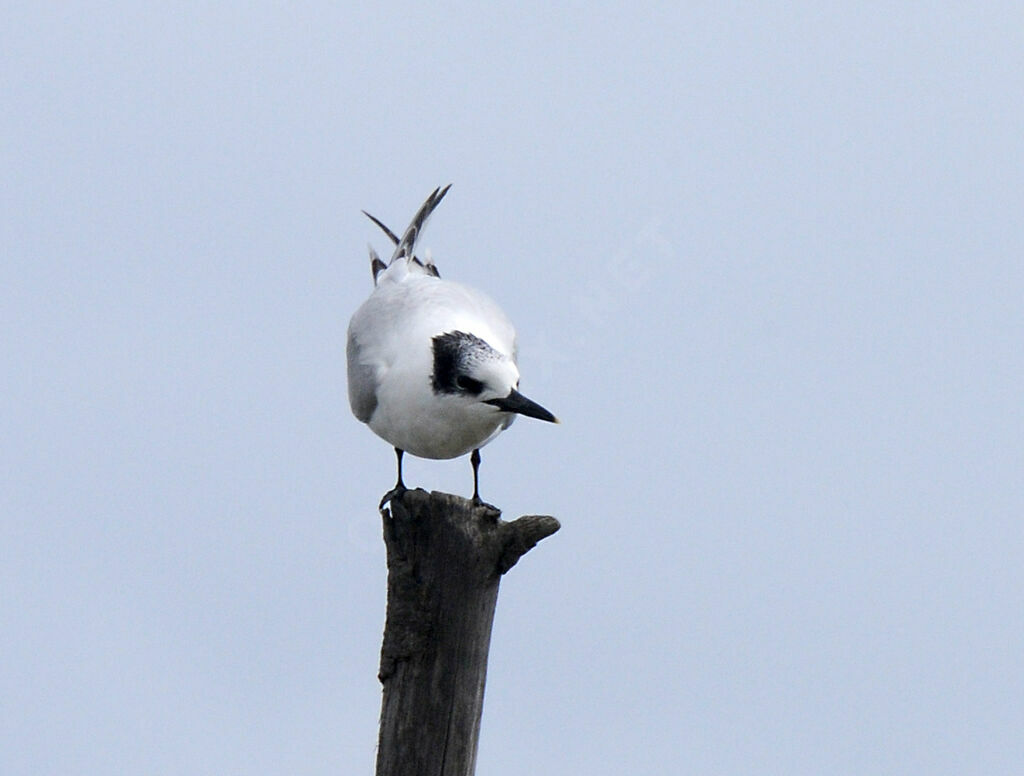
[485,389,558,423]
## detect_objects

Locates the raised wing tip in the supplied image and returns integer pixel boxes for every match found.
[362,210,400,246]
[389,184,454,263]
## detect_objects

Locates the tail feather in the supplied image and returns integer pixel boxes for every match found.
[369,244,387,284]
[421,248,440,278]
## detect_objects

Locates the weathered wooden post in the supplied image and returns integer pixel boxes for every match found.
[375,488,559,776]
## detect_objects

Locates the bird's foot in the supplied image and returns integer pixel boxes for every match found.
[379,483,407,512]
[471,494,501,519]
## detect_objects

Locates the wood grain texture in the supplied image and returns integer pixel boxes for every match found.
[375,489,559,776]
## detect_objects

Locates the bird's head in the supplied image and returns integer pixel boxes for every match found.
[431,331,557,423]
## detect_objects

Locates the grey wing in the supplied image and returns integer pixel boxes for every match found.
[390,185,451,263]
[363,212,440,280]
[346,328,379,423]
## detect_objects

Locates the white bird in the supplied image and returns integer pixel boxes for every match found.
[347,185,558,509]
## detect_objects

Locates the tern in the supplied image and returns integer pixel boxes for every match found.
[346,185,558,509]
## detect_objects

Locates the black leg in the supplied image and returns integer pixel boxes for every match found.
[470,448,482,503]
[469,449,498,513]
[379,448,407,510]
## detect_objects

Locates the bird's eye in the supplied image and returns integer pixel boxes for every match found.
[455,375,484,394]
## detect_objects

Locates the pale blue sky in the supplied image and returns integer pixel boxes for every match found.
[4,3,1022,774]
